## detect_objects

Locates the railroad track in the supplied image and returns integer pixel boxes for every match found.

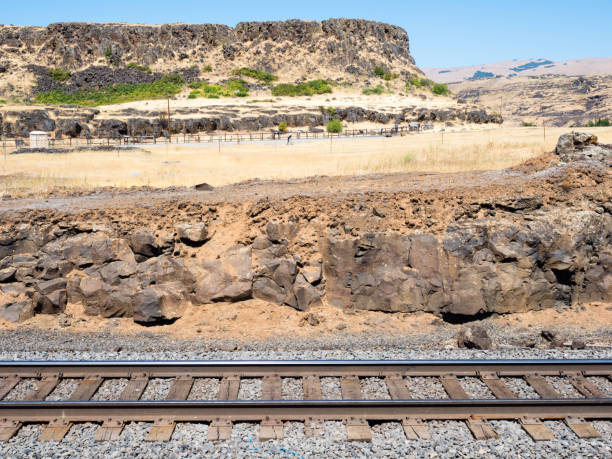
[0,359,610,443]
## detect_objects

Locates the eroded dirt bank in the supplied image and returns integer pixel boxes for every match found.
[0,133,610,331]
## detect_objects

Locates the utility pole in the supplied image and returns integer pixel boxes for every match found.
[540,104,546,141]
[167,97,171,142]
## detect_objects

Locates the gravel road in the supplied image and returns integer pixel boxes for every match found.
[0,329,609,458]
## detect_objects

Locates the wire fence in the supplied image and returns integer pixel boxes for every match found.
[1,125,431,150]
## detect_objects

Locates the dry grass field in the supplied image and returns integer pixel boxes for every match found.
[2,126,611,196]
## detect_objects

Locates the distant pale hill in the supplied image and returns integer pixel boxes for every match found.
[424,57,612,83]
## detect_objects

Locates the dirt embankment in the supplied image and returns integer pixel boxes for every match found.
[0,133,610,337]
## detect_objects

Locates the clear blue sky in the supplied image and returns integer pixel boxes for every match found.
[2,1,611,68]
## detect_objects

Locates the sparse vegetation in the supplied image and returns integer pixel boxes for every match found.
[278,122,288,133]
[188,79,249,98]
[0,99,7,104]
[271,80,332,97]
[127,62,152,73]
[362,84,385,95]
[522,121,537,127]
[232,67,278,84]
[104,48,112,58]
[587,118,611,127]
[406,77,434,90]
[35,73,184,106]
[202,65,213,72]
[432,83,450,96]
[49,68,71,82]
[326,119,343,133]
[373,65,398,81]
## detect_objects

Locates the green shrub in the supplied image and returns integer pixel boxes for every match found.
[327,106,336,116]
[49,68,71,82]
[232,67,278,84]
[278,122,288,133]
[187,79,249,98]
[0,99,7,104]
[362,84,385,95]
[432,83,450,95]
[271,80,332,97]
[326,119,343,133]
[373,65,398,81]
[373,66,386,78]
[104,48,112,58]
[522,121,536,127]
[35,73,184,106]
[127,62,152,73]
[202,65,213,72]
[587,118,611,127]
[406,77,434,90]
[187,93,197,99]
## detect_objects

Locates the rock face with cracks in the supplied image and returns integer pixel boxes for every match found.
[0,133,610,325]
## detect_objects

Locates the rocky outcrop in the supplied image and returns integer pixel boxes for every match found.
[1,103,501,139]
[323,209,611,316]
[555,132,610,162]
[0,20,414,71]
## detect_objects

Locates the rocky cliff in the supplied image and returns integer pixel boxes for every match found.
[0,19,420,98]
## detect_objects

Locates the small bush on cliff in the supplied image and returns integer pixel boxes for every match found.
[49,68,71,82]
[232,67,278,84]
[522,121,536,127]
[373,65,398,81]
[35,73,184,106]
[432,83,450,95]
[127,62,152,73]
[278,122,288,133]
[362,84,385,95]
[326,119,343,133]
[202,65,213,72]
[271,80,332,97]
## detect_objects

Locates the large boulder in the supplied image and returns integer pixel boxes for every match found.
[133,282,187,323]
[555,131,609,162]
[42,232,136,268]
[194,245,253,303]
[176,223,209,246]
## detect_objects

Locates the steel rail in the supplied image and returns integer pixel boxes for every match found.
[0,359,610,378]
[0,399,610,422]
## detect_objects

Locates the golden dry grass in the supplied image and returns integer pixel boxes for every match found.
[2,126,611,196]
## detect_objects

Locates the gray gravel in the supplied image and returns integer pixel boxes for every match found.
[408,376,449,399]
[188,378,220,400]
[91,378,128,400]
[459,376,495,399]
[0,329,609,457]
[502,377,541,398]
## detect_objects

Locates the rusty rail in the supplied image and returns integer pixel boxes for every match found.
[0,359,610,442]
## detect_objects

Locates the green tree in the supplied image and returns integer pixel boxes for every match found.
[326,119,343,133]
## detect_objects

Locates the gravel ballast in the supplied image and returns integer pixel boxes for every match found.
[0,329,609,457]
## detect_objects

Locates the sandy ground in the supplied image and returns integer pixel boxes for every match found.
[3,126,611,196]
[0,299,610,345]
